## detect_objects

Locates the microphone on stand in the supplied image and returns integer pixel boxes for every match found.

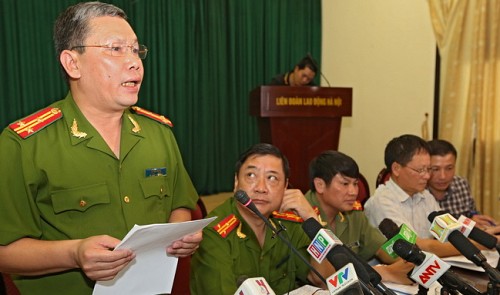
[429,210,498,250]
[427,211,500,284]
[302,217,396,295]
[378,218,417,258]
[393,239,481,295]
[234,190,326,285]
[307,53,331,87]
[306,224,376,294]
[327,253,366,295]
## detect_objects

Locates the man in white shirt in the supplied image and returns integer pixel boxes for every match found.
[364,134,460,257]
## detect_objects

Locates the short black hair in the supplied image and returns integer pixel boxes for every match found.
[234,143,290,180]
[296,55,318,74]
[428,139,457,158]
[385,134,430,172]
[308,150,359,192]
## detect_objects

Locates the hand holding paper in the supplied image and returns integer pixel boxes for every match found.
[93,217,216,295]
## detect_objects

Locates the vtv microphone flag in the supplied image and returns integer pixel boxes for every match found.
[327,260,363,295]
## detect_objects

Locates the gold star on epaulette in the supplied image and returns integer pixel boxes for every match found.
[9,107,62,139]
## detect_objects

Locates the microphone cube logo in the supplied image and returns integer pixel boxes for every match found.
[327,263,359,295]
[410,253,450,288]
[429,213,462,242]
[307,229,336,263]
[381,224,418,258]
[400,224,417,242]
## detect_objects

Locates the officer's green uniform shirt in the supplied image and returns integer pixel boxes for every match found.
[0,93,198,294]
[190,197,312,295]
[304,191,386,261]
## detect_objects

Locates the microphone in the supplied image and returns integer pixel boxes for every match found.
[234,276,276,295]
[430,210,499,249]
[302,217,394,295]
[306,226,343,263]
[307,53,331,87]
[428,211,463,243]
[427,211,500,283]
[393,239,481,294]
[234,190,327,285]
[378,219,417,258]
[327,253,365,295]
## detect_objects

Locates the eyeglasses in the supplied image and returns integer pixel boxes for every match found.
[71,43,148,59]
[404,166,432,175]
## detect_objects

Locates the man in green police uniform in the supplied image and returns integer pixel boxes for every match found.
[0,2,201,294]
[305,150,413,284]
[190,143,333,294]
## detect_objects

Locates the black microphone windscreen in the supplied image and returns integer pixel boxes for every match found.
[234,190,250,205]
[302,217,323,240]
[378,218,400,239]
[331,253,351,270]
[393,239,426,265]
[469,227,497,249]
[447,231,483,266]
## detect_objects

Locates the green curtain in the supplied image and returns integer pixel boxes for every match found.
[0,0,322,194]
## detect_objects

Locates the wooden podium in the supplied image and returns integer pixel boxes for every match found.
[249,86,352,193]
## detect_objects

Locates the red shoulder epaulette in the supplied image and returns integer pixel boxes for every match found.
[271,206,320,223]
[352,201,363,211]
[131,106,173,127]
[272,210,304,223]
[213,214,240,238]
[9,107,62,139]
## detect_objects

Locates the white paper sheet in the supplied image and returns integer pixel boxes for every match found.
[93,217,216,295]
[441,250,499,272]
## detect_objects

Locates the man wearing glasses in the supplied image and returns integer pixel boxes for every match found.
[0,2,201,294]
[364,134,462,257]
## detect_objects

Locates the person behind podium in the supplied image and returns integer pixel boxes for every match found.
[269,55,318,86]
[0,2,201,294]
[304,150,413,284]
[190,143,333,294]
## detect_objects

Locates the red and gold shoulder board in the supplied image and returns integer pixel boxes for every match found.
[213,214,240,238]
[352,201,363,211]
[9,107,62,139]
[271,206,320,223]
[272,211,304,223]
[131,106,173,127]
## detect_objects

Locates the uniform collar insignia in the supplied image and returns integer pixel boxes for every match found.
[236,222,246,239]
[128,115,141,133]
[71,119,87,138]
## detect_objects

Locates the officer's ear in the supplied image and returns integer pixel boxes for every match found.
[313,178,326,194]
[60,49,81,79]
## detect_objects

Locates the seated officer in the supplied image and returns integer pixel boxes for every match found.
[305,150,413,284]
[190,143,333,294]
